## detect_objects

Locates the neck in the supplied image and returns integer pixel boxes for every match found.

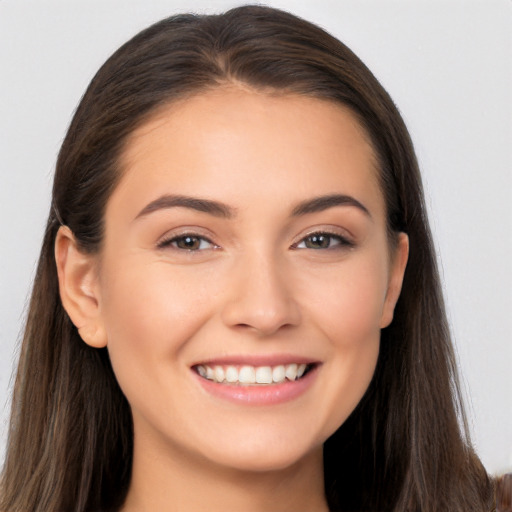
[121,428,329,512]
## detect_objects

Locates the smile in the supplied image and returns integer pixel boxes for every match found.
[191,357,320,405]
[194,363,312,385]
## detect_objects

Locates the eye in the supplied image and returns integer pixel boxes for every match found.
[294,232,354,250]
[158,234,217,251]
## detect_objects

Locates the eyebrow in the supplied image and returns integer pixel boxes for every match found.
[135,194,235,220]
[134,192,370,221]
[291,194,371,218]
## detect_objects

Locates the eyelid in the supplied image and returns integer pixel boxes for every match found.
[156,228,219,251]
[154,225,355,252]
[291,227,355,250]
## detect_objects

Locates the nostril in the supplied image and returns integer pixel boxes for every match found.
[220,268,302,334]
[232,318,297,336]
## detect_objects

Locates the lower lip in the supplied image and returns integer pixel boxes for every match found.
[193,365,319,405]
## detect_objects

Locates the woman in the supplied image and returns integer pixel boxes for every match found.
[0,5,498,511]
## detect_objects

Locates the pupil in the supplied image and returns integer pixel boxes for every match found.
[308,235,329,249]
[179,236,199,249]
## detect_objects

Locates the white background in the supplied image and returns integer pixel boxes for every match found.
[0,0,511,475]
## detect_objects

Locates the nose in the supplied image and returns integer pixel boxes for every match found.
[220,252,301,336]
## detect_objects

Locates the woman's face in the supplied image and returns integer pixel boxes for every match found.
[88,88,407,472]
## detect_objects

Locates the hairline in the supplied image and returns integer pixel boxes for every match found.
[111,80,396,245]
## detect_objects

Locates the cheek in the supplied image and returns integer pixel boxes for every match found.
[98,258,216,376]
[305,254,389,340]
[300,256,387,431]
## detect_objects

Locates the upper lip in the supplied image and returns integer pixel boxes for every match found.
[191,354,319,367]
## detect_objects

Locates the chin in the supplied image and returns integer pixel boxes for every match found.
[208,446,319,474]
[195,427,325,474]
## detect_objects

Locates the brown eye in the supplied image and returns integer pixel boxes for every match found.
[304,234,331,249]
[176,236,202,250]
[158,234,216,251]
[295,232,354,250]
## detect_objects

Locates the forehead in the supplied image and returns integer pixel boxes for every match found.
[112,87,383,219]
[123,87,376,160]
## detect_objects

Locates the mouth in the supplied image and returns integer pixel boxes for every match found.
[191,358,320,405]
[193,362,316,386]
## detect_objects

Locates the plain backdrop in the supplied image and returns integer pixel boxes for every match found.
[0,0,511,475]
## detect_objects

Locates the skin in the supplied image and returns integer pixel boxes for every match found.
[56,87,408,512]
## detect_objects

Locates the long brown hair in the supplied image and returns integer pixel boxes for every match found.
[0,5,494,511]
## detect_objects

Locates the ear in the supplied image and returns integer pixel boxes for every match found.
[55,226,107,348]
[380,232,409,328]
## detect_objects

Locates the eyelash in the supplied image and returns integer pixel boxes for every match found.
[292,231,354,250]
[157,233,218,251]
[157,231,354,252]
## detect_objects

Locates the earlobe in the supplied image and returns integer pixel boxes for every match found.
[380,232,409,329]
[55,226,107,348]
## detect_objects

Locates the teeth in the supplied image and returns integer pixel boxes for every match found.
[239,366,256,384]
[297,363,307,378]
[255,366,272,384]
[225,365,238,383]
[272,365,286,383]
[196,363,311,385]
[214,366,225,383]
[285,363,298,381]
